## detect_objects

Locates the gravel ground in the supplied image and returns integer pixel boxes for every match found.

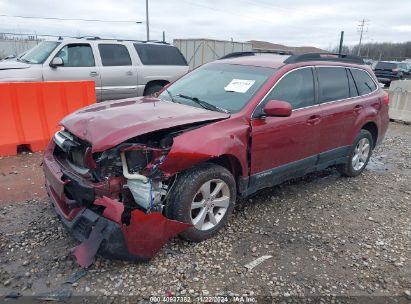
[0,122,410,302]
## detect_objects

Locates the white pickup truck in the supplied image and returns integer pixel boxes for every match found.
[0,38,189,102]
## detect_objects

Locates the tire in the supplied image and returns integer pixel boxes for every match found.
[144,83,164,96]
[165,163,236,242]
[337,129,373,177]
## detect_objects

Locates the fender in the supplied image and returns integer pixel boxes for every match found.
[159,115,250,176]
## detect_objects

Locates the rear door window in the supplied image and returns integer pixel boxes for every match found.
[350,69,377,95]
[134,44,187,65]
[264,67,315,110]
[98,44,132,66]
[317,67,350,103]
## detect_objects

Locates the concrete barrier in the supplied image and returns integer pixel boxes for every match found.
[389,80,411,92]
[388,90,411,123]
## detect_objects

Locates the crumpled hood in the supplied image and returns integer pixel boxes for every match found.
[0,60,31,70]
[61,97,230,152]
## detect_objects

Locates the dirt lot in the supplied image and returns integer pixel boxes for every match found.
[0,122,410,302]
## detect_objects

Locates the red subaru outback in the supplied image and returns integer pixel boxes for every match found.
[43,52,389,262]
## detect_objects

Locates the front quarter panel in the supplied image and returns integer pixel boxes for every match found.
[159,115,250,176]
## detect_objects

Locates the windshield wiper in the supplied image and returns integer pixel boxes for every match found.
[176,94,230,114]
[17,58,31,64]
[164,88,179,104]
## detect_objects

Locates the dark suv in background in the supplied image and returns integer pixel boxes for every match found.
[373,61,405,86]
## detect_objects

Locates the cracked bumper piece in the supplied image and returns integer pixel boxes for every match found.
[53,198,191,266]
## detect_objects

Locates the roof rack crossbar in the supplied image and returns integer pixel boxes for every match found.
[219,50,293,60]
[284,53,364,64]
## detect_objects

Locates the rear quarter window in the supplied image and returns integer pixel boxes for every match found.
[317,67,350,103]
[134,44,187,66]
[350,69,377,95]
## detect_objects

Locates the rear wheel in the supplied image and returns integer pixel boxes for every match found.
[165,163,236,242]
[337,129,373,177]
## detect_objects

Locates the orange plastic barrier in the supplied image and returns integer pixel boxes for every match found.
[0,81,95,156]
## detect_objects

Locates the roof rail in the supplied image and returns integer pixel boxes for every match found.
[284,53,364,64]
[219,52,256,59]
[74,36,170,44]
[144,40,169,44]
[219,50,292,60]
[78,36,101,40]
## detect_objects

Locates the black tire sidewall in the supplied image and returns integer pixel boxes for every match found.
[165,163,236,242]
[346,130,373,176]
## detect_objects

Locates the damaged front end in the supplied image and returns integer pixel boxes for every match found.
[44,127,194,267]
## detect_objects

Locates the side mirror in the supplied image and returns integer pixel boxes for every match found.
[50,57,64,68]
[263,100,292,117]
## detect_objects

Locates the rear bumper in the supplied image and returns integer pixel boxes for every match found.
[375,74,401,83]
[376,77,392,83]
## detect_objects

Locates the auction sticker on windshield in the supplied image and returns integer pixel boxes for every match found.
[224,79,256,93]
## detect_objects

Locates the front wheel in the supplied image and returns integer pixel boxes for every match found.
[337,129,373,177]
[165,163,236,242]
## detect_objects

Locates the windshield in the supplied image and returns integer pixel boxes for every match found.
[20,41,60,64]
[159,63,275,113]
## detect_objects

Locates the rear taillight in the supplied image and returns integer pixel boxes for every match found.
[383,92,389,105]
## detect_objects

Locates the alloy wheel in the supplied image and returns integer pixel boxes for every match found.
[352,137,371,171]
[191,179,230,231]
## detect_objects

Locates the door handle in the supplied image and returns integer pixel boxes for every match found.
[126,70,133,76]
[306,115,321,125]
[353,105,363,113]
[89,71,99,77]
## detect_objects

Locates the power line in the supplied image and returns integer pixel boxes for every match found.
[0,14,142,23]
[180,0,302,30]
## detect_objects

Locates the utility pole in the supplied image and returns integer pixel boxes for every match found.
[146,0,149,41]
[357,19,368,56]
[338,31,344,55]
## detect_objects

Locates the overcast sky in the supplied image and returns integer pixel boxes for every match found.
[1,0,410,48]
